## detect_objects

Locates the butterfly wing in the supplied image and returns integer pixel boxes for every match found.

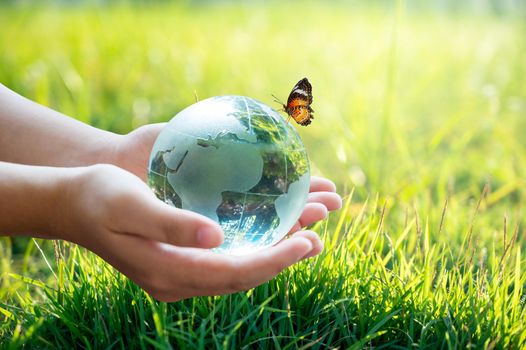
[285,78,314,126]
[286,77,313,106]
[290,106,312,126]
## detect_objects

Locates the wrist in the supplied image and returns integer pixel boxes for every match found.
[0,162,81,240]
[79,131,124,166]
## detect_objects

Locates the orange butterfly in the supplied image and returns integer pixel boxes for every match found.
[274,78,314,126]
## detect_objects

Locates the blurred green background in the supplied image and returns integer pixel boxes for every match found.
[2,0,525,243]
[1,0,524,193]
[1,0,526,348]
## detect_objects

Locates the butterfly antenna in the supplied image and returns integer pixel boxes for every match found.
[271,94,286,110]
[194,90,199,103]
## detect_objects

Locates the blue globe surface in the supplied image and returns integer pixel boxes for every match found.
[147,96,310,255]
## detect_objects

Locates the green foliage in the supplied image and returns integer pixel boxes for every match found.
[1,2,526,348]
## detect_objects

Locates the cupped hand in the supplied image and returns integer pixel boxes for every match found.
[60,164,323,302]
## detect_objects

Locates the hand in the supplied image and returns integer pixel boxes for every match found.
[60,164,322,302]
[112,123,166,180]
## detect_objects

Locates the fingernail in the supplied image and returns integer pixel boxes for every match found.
[197,226,222,247]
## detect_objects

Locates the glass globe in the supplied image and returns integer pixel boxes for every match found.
[147,96,310,255]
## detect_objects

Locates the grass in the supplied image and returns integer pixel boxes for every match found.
[1,1,526,348]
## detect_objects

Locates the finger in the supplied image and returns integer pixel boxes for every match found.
[131,123,166,141]
[297,203,328,227]
[144,123,166,137]
[288,221,302,234]
[222,237,313,292]
[307,192,343,211]
[116,196,224,248]
[288,230,324,259]
[147,201,224,248]
[310,176,337,193]
[287,202,329,234]
[288,203,328,234]
[165,237,314,295]
[143,235,315,299]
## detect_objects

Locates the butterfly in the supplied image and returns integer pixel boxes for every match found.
[274,78,314,126]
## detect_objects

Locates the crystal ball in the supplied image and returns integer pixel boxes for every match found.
[147,96,310,255]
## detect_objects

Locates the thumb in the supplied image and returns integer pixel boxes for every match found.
[118,195,224,248]
[130,123,167,145]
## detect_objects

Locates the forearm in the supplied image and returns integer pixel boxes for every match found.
[0,84,122,167]
[0,161,75,238]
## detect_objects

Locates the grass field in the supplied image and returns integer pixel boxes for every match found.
[1,1,526,348]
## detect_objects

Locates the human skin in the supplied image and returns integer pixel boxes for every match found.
[0,84,342,301]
